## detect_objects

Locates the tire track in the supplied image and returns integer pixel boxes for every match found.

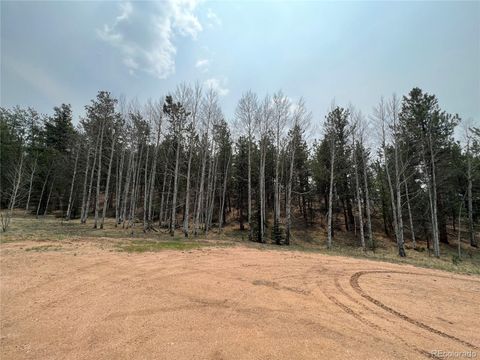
[333,276,397,326]
[350,271,479,350]
[321,282,439,359]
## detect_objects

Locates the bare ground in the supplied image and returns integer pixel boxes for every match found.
[1,240,479,359]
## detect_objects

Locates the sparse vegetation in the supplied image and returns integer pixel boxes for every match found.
[116,240,209,253]
[25,244,62,252]
[2,215,478,275]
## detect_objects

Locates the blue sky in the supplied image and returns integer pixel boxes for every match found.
[1,1,479,127]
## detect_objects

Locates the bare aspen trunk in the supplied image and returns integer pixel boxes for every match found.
[247,136,252,240]
[353,139,365,250]
[3,150,25,230]
[163,173,172,226]
[385,155,400,253]
[467,148,476,247]
[327,138,335,249]
[458,196,464,258]
[361,146,373,249]
[404,179,416,249]
[94,122,105,228]
[130,144,144,230]
[100,135,116,229]
[43,178,55,216]
[82,132,100,223]
[183,141,194,236]
[381,108,402,256]
[115,146,126,225]
[209,150,219,230]
[147,154,157,224]
[286,141,296,245]
[218,155,230,231]
[148,126,161,225]
[192,163,201,230]
[259,138,267,243]
[127,146,141,230]
[125,152,137,229]
[274,132,281,242]
[395,169,405,256]
[205,144,216,235]
[194,135,208,235]
[159,156,168,227]
[170,137,181,236]
[428,132,440,258]
[143,145,150,231]
[80,145,92,223]
[121,150,133,228]
[36,170,50,219]
[183,92,199,236]
[66,146,80,220]
[25,156,38,214]
[393,116,405,257]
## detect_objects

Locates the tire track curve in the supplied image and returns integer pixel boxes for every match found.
[322,281,439,358]
[350,271,479,350]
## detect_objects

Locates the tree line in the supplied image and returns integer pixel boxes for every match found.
[1,85,478,258]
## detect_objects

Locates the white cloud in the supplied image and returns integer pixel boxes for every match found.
[117,2,132,22]
[206,8,221,27]
[204,77,229,96]
[195,58,209,71]
[98,0,204,79]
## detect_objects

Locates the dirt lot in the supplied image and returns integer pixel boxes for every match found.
[1,240,479,359]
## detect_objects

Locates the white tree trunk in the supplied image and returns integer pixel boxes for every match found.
[194,135,209,235]
[361,146,373,249]
[43,177,55,216]
[218,154,230,231]
[3,150,24,230]
[100,135,116,228]
[36,169,50,219]
[247,134,252,240]
[143,145,150,231]
[25,156,37,214]
[115,146,126,225]
[170,138,181,236]
[82,132,100,224]
[393,119,405,257]
[286,141,296,245]
[353,137,365,250]
[467,147,476,247]
[66,147,80,220]
[183,140,194,236]
[94,122,105,228]
[259,138,267,243]
[121,150,133,228]
[158,155,168,227]
[404,179,416,249]
[148,127,161,225]
[428,132,440,258]
[80,145,92,223]
[327,138,335,249]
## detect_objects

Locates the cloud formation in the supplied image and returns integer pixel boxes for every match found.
[204,77,229,96]
[195,58,209,72]
[206,9,221,28]
[98,0,203,79]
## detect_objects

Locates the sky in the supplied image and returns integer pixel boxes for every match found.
[1,0,479,131]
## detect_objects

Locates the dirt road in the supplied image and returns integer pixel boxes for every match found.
[1,241,479,359]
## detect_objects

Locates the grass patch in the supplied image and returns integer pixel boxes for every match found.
[116,240,210,253]
[25,244,63,252]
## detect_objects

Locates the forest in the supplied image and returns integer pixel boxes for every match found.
[1,85,479,258]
